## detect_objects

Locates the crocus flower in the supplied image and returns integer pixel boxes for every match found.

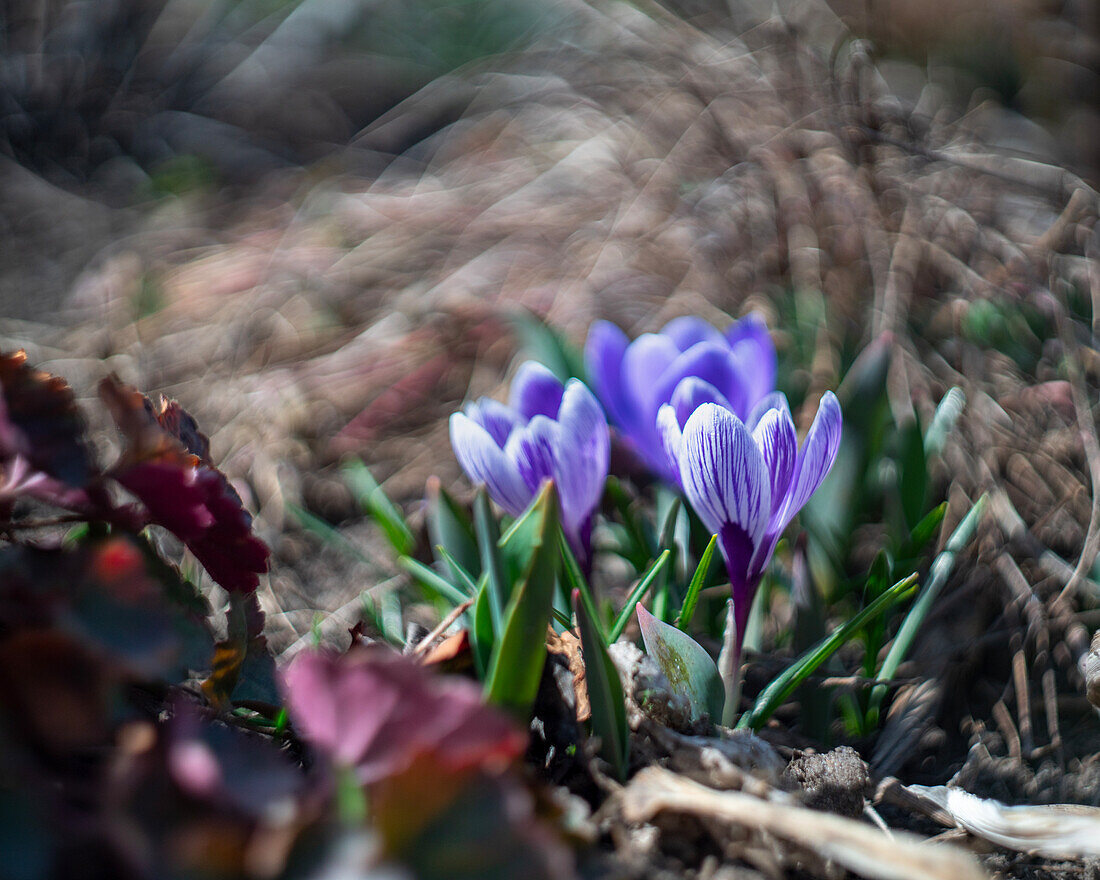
[449,362,609,567]
[657,392,841,708]
[584,314,776,484]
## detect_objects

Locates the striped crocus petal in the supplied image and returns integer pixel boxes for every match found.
[449,412,532,517]
[677,403,771,579]
[551,379,610,550]
[508,361,565,422]
[465,398,519,448]
[751,403,798,533]
[782,391,842,525]
[655,403,684,486]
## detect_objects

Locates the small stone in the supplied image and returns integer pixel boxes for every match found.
[783,746,871,818]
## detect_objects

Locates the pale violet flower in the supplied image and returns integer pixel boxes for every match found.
[657,392,841,663]
[584,314,776,484]
[449,362,609,567]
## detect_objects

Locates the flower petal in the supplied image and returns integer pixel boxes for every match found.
[781,391,842,528]
[508,361,564,422]
[669,376,735,429]
[678,403,771,556]
[584,321,632,429]
[620,332,682,425]
[752,406,797,528]
[654,342,750,420]
[505,415,558,498]
[655,404,684,489]
[465,398,519,447]
[661,316,725,352]
[726,313,777,409]
[450,412,532,516]
[746,391,790,430]
[550,380,609,541]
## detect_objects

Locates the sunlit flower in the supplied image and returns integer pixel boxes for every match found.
[584,314,776,484]
[657,392,841,662]
[449,362,609,566]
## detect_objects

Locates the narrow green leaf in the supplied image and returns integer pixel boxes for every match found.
[898,416,927,530]
[558,532,603,640]
[471,573,494,679]
[473,490,506,634]
[484,483,560,716]
[865,495,987,727]
[343,460,416,556]
[902,501,948,558]
[435,545,478,597]
[397,556,469,607]
[289,504,368,563]
[608,550,671,643]
[573,590,629,780]
[676,533,717,630]
[738,572,919,731]
[426,477,479,577]
[360,589,404,647]
[637,603,724,722]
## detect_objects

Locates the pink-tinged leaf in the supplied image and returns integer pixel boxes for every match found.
[100,376,269,593]
[282,647,526,785]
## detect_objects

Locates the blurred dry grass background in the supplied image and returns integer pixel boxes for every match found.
[2,0,1100,797]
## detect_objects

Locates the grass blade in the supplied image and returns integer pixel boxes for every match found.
[865,495,987,727]
[559,531,603,637]
[676,533,718,630]
[343,460,415,556]
[474,489,506,633]
[484,483,560,715]
[573,589,629,779]
[738,572,920,731]
[608,550,671,644]
[397,556,469,607]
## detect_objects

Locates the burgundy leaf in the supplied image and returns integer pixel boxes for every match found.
[0,350,95,488]
[100,376,269,593]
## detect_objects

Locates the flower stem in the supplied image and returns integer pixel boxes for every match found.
[718,598,742,726]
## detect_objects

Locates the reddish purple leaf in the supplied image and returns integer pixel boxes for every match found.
[100,376,269,593]
[282,647,526,785]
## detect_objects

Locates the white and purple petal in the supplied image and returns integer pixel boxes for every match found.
[655,404,685,489]
[464,398,520,448]
[678,404,771,559]
[449,412,532,517]
[752,406,797,528]
[505,415,559,498]
[746,391,790,430]
[669,376,735,429]
[509,361,565,422]
[551,380,610,544]
[779,391,842,529]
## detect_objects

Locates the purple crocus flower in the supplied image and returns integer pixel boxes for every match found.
[657,391,841,696]
[584,314,776,484]
[449,361,609,567]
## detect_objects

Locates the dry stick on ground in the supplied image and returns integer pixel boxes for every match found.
[619,766,987,880]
